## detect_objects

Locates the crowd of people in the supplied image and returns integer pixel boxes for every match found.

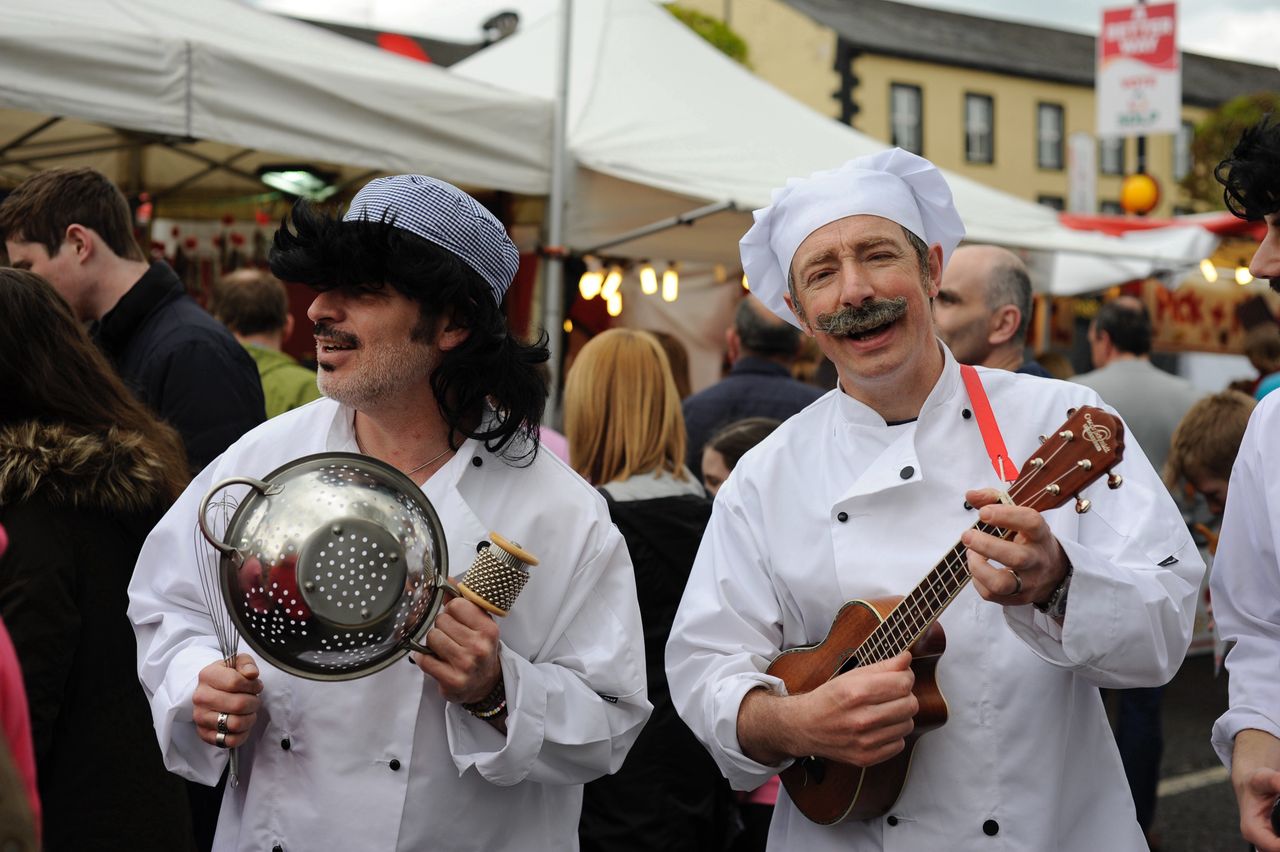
[0,116,1276,852]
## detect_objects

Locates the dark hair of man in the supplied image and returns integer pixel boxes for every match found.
[0,167,146,262]
[211,268,290,336]
[986,256,1033,343]
[0,268,189,501]
[1093,299,1152,356]
[735,298,802,358]
[268,201,549,462]
[1216,116,1280,221]
[707,416,782,469]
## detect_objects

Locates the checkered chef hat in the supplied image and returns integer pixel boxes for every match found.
[344,175,520,303]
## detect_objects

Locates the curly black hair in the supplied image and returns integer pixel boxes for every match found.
[1216,116,1280,221]
[269,201,549,463]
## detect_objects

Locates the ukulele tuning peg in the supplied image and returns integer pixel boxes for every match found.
[1067,407,1077,416]
[1075,497,1091,514]
[1059,430,1074,441]
[1107,473,1124,490]
[1038,435,1047,444]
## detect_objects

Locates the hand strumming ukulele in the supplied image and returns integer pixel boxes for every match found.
[766,405,1125,825]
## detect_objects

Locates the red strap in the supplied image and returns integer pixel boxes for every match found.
[959,365,1018,484]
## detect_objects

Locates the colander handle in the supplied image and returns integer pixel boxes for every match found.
[197,477,281,556]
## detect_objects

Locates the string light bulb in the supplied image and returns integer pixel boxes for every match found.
[640,263,658,295]
[742,273,750,291]
[662,263,679,302]
[562,318,574,333]
[578,265,604,300]
[1236,266,1253,286]
[1199,259,1218,283]
[601,267,622,301]
[605,291,623,317]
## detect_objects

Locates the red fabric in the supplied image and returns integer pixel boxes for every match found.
[0,616,41,838]
[1059,211,1266,240]
[959,365,1018,484]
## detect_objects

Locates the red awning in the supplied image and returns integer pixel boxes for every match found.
[1059,211,1266,240]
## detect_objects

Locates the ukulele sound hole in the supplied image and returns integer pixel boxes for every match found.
[801,756,827,784]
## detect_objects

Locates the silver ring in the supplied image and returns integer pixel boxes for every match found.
[1007,570,1023,596]
[215,730,228,749]
[216,712,229,735]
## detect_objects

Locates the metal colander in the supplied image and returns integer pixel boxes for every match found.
[198,452,451,681]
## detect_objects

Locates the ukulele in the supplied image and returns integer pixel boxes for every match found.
[765,405,1125,825]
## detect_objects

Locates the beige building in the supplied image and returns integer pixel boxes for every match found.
[678,0,1280,217]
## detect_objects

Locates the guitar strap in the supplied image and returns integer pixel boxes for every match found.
[959,364,1018,485]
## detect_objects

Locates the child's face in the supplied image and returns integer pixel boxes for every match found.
[1189,473,1230,517]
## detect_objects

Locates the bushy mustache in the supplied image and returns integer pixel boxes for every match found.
[313,322,359,347]
[812,297,908,335]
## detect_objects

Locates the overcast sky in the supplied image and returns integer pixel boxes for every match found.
[248,0,1280,68]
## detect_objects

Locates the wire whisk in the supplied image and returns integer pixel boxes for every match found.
[194,494,242,787]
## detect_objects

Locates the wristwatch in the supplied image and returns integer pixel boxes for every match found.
[1034,564,1072,620]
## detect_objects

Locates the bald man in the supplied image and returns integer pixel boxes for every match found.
[932,245,1051,377]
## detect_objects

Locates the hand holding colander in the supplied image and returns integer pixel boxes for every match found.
[196,452,537,682]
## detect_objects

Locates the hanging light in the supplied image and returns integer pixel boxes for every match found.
[578,256,604,300]
[741,273,750,291]
[601,266,623,301]
[562,318,574,333]
[662,263,679,302]
[1199,259,1218,283]
[639,263,658,295]
[1236,266,1254,286]
[605,291,623,317]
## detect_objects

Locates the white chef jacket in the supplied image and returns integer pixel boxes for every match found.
[128,399,650,852]
[1211,392,1280,767]
[667,347,1202,852]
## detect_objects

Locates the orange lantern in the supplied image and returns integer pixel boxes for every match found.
[1120,173,1161,215]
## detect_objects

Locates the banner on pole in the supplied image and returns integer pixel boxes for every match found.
[1096,3,1181,138]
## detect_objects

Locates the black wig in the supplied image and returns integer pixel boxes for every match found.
[1216,116,1280,221]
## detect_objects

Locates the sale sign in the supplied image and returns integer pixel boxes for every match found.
[1096,3,1181,137]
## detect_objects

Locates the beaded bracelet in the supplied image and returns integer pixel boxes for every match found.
[464,680,507,720]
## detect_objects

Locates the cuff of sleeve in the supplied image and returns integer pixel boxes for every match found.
[152,644,225,784]
[1003,536,1116,668]
[712,672,795,791]
[1212,709,1280,770]
[446,646,545,786]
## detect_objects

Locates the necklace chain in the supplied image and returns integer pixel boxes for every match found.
[354,428,452,476]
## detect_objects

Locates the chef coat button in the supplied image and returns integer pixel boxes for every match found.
[964,500,974,510]
[836,511,849,523]
[982,819,999,836]
[886,815,899,827]
[389,758,402,771]
[472,456,483,467]
[476,539,489,552]
[280,737,291,750]
[962,408,972,419]
[272,845,284,852]
[900,465,914,479]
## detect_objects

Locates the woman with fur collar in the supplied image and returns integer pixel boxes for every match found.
[0,269,195,850]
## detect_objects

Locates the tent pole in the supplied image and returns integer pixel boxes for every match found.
[542,0,573,430]
[579,200,738,254]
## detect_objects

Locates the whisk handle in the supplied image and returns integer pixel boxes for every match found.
[198,477,280,555]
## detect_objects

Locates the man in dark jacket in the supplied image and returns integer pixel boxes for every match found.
[0,168,264,472]
[682,295,823,480]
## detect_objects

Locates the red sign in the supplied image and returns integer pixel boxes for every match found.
[1099,3,1178,69]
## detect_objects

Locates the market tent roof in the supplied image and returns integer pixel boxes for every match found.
[453,0,1216,290]
[0,0,552,199]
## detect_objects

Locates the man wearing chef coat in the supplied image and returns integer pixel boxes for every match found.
[666,149,1203,851]
[129,175,650,852]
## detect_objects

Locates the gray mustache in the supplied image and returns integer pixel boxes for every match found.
[813,297,909,335]
[313,323,358,347]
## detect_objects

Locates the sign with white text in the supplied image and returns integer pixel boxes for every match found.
[1097,3,1181,138]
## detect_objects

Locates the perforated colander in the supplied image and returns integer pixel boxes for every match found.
[198,452,451,681]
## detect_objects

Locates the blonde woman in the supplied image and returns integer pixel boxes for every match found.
[565,329,734,851]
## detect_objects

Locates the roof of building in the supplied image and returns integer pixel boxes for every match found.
[783,0,1280,107]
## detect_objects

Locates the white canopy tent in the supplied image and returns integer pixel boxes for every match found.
[453,0,1217,294]
[0,0,552,200]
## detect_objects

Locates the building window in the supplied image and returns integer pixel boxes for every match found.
[1037,103,1064,170]
[1100,137,1125,176]
[890,83,923,154]
[965,94,994,164]
[1100,200,1124,214]
[1175,120,1194,180]
[1037,194,1065,211]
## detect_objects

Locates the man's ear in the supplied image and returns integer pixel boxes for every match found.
[435,311,471,352]
[782,292,814,337]
[282,313,295,342]
[925,244,944,298]
[725,327,740,362]
[987,305,1021,347]
[63,224,94,264]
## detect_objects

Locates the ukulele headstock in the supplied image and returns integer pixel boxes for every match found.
[1017,406,1124,513]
